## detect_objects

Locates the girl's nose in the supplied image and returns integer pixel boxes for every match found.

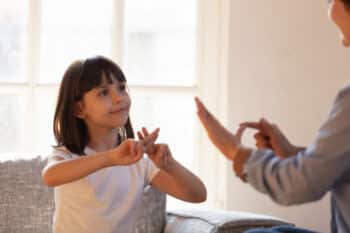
[111,90,123,104]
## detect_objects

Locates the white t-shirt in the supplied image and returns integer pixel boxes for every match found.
[46,146,160,233]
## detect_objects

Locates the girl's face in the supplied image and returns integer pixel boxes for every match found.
[75,72,131,130]
[328,0,350,47]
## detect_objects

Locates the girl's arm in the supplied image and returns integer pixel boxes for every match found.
[42,139,144,187]
[138,128,206,202]
[150,156,207,203]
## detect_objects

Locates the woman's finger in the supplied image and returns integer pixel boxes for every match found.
[254,132,272,149]
[235,125,247,141]
[260,118,274,133]
[240,121,261,130]
[254,132,269,140]
[256,140,272,149]
[194,97,208,113]
[194,97,216,127]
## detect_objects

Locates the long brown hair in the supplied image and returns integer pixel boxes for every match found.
[53,56,134,155]
[341,0,350,9]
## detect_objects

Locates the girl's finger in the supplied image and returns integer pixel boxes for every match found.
[142,129,159,148]
[137,131,144,140]
[141,127,157,148]
[136,142,144,157]
[142,127,150,137]
[130,141,136,156]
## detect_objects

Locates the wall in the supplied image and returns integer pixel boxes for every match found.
[226,1,350,231]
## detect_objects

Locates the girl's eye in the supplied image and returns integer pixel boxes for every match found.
[98,89,109,96]
[119,85,126,92]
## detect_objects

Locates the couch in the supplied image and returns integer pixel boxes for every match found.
[0,156,292,233]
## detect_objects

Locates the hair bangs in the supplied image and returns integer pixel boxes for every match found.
[75,56,127,101]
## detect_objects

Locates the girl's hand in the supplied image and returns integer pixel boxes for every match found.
[137,128,173,170]
[195,97,245,160]
[138,127,160,155]
[240,118,302,159]
[108,139,144,166]
[108,128,159,166]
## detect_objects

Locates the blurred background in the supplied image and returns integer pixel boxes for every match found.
[0,0,228,214]
[1,1,350,231]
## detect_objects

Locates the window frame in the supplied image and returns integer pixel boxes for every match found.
[1,0,231,209]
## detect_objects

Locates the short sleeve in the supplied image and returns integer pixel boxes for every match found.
[46,146,76,165]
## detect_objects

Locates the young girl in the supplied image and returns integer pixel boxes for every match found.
[42,56,207,233]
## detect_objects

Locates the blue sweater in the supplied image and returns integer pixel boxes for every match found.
[244,84,350,233]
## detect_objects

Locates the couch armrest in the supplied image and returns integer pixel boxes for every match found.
[164,209,293,233]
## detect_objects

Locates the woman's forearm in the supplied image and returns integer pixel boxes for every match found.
[42,151,111,187]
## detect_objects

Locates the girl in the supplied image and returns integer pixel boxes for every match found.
[195,0,350,232]
[42,56,207,233]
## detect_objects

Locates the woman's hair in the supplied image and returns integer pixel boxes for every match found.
[53,56,134,155]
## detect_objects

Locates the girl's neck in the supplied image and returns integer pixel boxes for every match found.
[86,127,120,152]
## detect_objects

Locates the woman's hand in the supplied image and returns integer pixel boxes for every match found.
[194,97,245,160]
[240,118,302,159]
[137,127,173,170]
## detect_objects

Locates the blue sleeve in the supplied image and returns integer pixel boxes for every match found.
[245,84,350,205]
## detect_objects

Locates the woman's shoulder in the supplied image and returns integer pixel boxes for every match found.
[336,82,350,100]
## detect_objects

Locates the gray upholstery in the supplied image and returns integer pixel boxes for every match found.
[135,186,166,233]
[0,157,292,233]
[0,157,53,233]
[0,157,166,233]
[165,209,292,233]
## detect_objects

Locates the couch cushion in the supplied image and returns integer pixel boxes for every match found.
[0,156,167,233]
[164,209,292,233]
[0,156,54,233]
[134,185,166,233]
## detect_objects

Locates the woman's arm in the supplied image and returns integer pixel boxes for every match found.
[195,87,350,205]
[240,118,305,159]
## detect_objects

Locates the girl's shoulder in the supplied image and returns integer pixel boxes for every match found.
[49,146,77,160]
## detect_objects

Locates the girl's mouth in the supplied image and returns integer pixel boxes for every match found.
[110,107,129,114]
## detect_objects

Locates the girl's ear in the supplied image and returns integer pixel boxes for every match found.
[74,101,85,119]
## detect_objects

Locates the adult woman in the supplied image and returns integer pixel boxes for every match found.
[195,0,350,232]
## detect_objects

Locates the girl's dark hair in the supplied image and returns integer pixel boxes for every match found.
[53,56,134,155]
[341,0,350,9]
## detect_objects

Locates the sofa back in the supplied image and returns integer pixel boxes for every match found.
[0,156,166,233]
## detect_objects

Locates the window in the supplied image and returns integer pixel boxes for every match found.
[0,0,231,210]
